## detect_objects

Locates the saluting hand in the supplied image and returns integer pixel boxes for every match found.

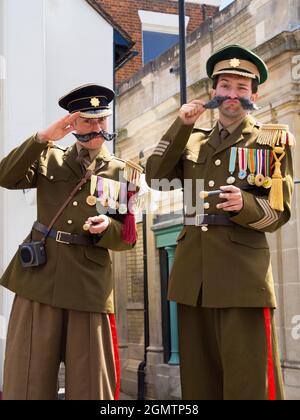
[217,185,244,213]
[37,112,81,142]
[179,100,206,126]
[85,215,110,235]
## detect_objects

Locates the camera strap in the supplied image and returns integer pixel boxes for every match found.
[41,160,96,243]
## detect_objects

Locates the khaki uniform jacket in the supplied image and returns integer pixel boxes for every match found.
[0,135,135,313]
[146,115,294,308]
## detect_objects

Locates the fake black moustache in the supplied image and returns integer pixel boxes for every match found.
[204,96,259,111]
[73,130,117,143]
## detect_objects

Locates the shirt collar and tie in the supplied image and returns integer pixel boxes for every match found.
[76,143,107,172]
[75,142,114,174]
[218,116,247,140]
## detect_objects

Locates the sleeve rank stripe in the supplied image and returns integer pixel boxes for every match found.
[249,198,278,229]
[153,149,168,155]
[158,141,171,146]
[249,199,277,229]
[258,198,279,226]
[249,198,279,229]
[154,145,169,151]
[154,147,169,154]
[156,143,170,149]
[155,144,169,150]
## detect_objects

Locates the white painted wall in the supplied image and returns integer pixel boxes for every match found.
[0,0,114,391]
[45,0,114,142]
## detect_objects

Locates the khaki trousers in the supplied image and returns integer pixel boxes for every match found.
[2,296,119,400]
[178,304,285,400]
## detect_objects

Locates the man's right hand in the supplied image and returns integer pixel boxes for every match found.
[37,112,81,142]
[179,100,206,126]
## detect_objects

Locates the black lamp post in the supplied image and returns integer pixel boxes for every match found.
[178,0,187,106]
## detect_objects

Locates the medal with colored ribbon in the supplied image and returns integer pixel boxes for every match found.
[263,149,272,189]
[119,182,128,214]
[96,177,105,214]
[247,148,256,185]
[86,175,97,206]
[108,180,121,210]
[238,148,248,180]
[102,178,109,208]
[227,147,237,185]
[255,149,265,187]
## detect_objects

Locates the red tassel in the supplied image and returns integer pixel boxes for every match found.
[121,191,137,244]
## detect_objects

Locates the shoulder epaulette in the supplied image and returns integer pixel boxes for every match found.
[193,127,213,133]
[124,160,144,186]
[113,157,143,186]
[256,124,295,147]
[47,141,67,152]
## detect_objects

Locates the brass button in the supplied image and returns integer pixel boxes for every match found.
[73,201,78,207]
[201,226,208,232]
[50,175,54,180]
[204,203,210,210]
[215,159,221,166]
[208,180,215,188]
[67,220,73,225]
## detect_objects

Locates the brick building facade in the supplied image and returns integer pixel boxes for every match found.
[93,0,218,85]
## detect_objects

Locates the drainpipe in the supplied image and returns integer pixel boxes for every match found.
[137,210,149,400]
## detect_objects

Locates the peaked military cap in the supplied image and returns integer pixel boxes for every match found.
[59,84,115,118]
[206,44,268,84]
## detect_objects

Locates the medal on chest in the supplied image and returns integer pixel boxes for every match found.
[86,175,97,206]
[97,177,109,209]
[119,182,128,214]
[227,147,237,185]
[247,148,256,185]
[255,149,265,187]
[262,149,273,189]
[108,179,121,210]
[238,148,248,180]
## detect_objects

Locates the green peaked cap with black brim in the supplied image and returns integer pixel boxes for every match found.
[206,44,268,85]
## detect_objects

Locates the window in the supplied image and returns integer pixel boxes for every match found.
[139,10,189,65]
[143,31,179,64]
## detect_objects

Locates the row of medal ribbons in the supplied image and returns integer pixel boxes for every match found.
[227,147,274,189]
[86,175,128,214]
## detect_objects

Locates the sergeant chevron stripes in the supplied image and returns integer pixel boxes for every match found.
[249,198,279,229]
[153,140,170,156]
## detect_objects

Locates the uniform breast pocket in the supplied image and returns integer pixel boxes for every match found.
[183,150,208,207]
[37,165,73,205]
[183,149,208,177]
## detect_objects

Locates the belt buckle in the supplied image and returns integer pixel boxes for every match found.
[56,231,71,245]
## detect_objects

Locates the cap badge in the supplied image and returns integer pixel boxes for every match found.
[229,58,241,68]
[90,97,100,107]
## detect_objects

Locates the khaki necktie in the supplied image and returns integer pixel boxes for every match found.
[220,128,230,140]
[76,148,91,170]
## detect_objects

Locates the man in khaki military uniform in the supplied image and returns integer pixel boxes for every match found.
[0,84,141,400]
[146,45,295,400]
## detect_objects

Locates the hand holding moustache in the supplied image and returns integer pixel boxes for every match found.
[179,100,206,126]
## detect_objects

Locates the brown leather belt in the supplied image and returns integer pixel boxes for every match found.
[33,221,95,246]
[184,214,234,227]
